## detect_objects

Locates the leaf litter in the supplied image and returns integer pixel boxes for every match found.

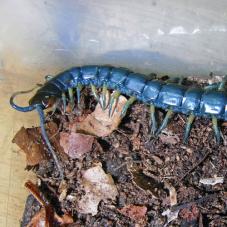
[13,85,227,226]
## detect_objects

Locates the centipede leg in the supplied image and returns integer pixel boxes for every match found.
[36,105,64,179]
[150,105,157,134]
[218,75,227,91]
[212,115,221,144]
[91,84,102,107]
[101,84,109,110]
[155,109,174,136]
[76,83,83,107]
[183,114,195,143]
[108,90,120,117]
[121,96,136,118]
[48,99,61,119]
[68,88,75,109]
[62,92,67,113]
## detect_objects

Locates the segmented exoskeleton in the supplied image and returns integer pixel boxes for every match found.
[10,65,227,178]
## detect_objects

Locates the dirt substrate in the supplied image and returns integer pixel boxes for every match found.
[16,84,227,227]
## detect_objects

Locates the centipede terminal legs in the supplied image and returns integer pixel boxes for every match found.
[36,105,64,179]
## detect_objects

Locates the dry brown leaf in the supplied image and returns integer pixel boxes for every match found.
[27,208,74,227]
[164,182,177,206]
[54,213,74,225]
[199,176,224,185]
[71,95,127,137]
[77,163,118,215]
[12,127,47,165]
[25,181,73,226]
[13,122,68,165]
[159,133,180,145]
[27,208,46,227]
[60,132,94,159]
[119,205,147,221]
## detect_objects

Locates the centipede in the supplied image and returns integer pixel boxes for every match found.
[10,65,227,178]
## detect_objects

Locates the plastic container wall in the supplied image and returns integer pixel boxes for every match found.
[1,0,227,77]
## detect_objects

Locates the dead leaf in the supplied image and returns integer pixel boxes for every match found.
[162,182,178,226]
[179,204,200,222]
[12,127,47,165]
[12,122,65,165]
[27,208,46,227]
[199,176,224,186]
[159,133,180,145]
[54,213,74,225]
[60,132,94,159]
[119,205,147,221]
[25,181,73,226]
[164,182,177,206]
[71,95,127,137]
[162,208,179,227]
[77,163,118,215]
[27,208,74,227]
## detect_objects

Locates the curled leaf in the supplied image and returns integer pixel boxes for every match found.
[72,95,127,137]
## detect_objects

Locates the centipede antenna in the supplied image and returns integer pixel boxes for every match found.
[91,84,102,107]
[36,105,64,179]
[76,83,83,107]
[155,109,174,136]
[212,115,221,144]
[183,114,195,143]
[61,92,67,113]
[150,105,157,134]
[10,86,39,112]
[68,88,75,109]
[108,90,121,117]
[121,96,136,118]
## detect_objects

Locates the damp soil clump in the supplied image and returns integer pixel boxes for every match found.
[14,80,227,227]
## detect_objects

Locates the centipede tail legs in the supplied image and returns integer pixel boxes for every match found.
[36,105,64,179]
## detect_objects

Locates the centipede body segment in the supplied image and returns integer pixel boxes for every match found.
[10,65,227,178]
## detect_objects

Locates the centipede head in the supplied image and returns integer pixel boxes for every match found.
[29,93,57,109]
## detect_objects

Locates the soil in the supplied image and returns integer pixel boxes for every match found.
[16,80,227,227]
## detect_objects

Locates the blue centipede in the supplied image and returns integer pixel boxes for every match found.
[10,65,227,178]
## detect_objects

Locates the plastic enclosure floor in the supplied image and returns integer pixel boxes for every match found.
[0,70,38,227]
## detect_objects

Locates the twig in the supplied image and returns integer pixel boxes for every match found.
[179,150,211,182]
[171,193,217,212]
